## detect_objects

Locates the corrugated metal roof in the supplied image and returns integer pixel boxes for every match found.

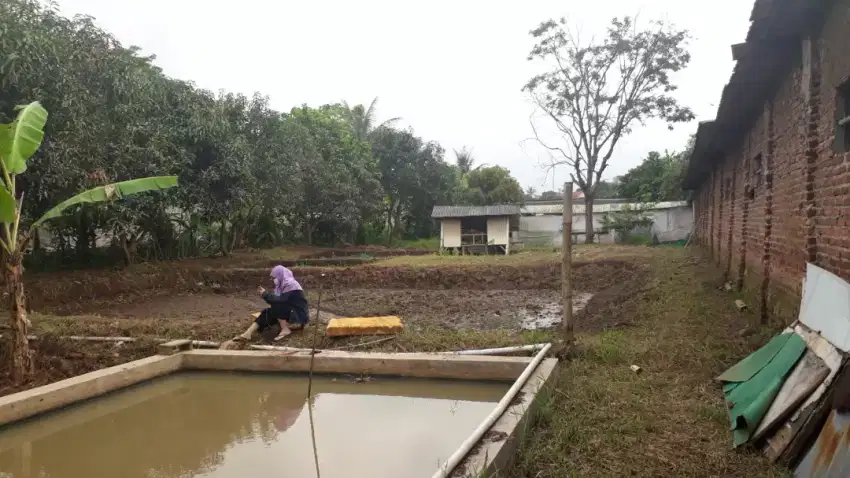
[431,205,521,218]
[521,201,689,215]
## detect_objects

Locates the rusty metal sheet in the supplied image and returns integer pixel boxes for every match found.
[795,410,850,477]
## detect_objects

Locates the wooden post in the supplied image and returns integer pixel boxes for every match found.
[562,182,574,344]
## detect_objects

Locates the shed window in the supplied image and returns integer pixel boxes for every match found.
[835,79,850,152]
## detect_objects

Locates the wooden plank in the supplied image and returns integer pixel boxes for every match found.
[562,182,573,344]
[752,348,828,442]
[326,316,403,337]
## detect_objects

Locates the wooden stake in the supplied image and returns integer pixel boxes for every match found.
[563,182,574,345]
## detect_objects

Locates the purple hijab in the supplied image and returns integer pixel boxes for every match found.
[271,265,302,295]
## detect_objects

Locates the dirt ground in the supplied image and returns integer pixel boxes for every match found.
[1,247,646,394]
[37,258,646,335]
[0,246,795,476]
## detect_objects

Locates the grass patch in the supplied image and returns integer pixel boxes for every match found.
[372,244,652,267]
[373,250,561,267]
[505,248,790,478]
[394,237,440,250]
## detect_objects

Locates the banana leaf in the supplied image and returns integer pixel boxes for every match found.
[32,176,178,228]
[0,102,48,174]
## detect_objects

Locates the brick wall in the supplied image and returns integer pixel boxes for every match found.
[692,0,850,320]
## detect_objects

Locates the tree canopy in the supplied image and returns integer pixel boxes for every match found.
[617,150,689,203]
[0,0,527,266]
[524,15,693,242]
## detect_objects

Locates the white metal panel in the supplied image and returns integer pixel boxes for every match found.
[505,217,511,254]
[519,215,561,232]
[441,219,461,248]
[521,200,688,215]
[486,217,509,245]
[799,263,850,352]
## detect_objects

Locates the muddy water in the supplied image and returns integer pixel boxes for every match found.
[520,292,594,330]
[0,372,508,478]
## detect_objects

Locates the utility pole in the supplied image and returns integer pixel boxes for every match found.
[562,182,573,345]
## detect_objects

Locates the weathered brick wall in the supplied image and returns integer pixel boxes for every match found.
[692,0,850,320]
[814,8,850,279]
[768,69,807,300]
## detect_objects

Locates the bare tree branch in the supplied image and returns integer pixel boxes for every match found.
[523,15,694,243]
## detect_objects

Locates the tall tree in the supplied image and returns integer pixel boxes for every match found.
[371,127,447,245]
[340,97,401,141]
[524,16,694,243]
[617,150,688,202]
[454,146,480,177]
[463,166,524,206]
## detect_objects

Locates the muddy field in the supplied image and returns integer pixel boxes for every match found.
[36,258,646,333]
[1,248,651,395]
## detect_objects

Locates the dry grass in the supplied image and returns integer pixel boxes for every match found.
[371,244,653,268]
[505,248,792,478]
[371,250,561,267]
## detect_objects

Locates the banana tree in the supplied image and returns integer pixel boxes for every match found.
[0,102,179,382]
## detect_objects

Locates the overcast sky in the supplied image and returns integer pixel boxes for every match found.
[56,0,753,192]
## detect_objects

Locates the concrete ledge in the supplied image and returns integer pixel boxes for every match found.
[453,358,559,477]
[181,349,531,381]
[0,348,562,478]
[157,339,193,355]
[0,354,182,427]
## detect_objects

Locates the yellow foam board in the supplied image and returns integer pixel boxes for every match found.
[251,312,261,319]
[326,316,403,337]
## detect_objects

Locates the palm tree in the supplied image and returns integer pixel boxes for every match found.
[341,97,401,140]
[454,147,486,187]
[454,146,475,176]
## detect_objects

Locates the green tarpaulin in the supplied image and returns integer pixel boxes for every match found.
[717,332,807,447]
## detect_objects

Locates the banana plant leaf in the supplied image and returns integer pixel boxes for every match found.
[32,176,178,228]
[0,186,15,224]
[0,102,48,174]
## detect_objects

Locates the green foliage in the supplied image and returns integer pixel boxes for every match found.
[34,176,178,228]
[599,205,654,244]
[0,0,482,267]
[594,180,619,199]
[0,101,178,255]
[617,150,689,202]
[0,102,46,174]
[461,166,524,206]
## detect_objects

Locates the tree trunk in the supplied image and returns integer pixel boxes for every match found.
[75,211,91,264]
[305,219,314,246]
[218,220,230,257]
[584,194,595,244]
[385,202,395,247]
[6,255,33,383]
[120,232,139,266]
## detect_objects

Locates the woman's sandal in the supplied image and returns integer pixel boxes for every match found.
[232,336,249,343]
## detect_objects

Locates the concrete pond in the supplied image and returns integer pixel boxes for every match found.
[0,347,557,478]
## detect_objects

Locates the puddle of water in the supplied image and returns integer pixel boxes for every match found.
[519,292,594,330]
[0,372,507,478]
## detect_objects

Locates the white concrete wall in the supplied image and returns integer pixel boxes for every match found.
[518,205,693,246]
[440,219,461,248]
[486,216,510,246]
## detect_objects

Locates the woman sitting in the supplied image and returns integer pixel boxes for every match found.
[235,265,309,342]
